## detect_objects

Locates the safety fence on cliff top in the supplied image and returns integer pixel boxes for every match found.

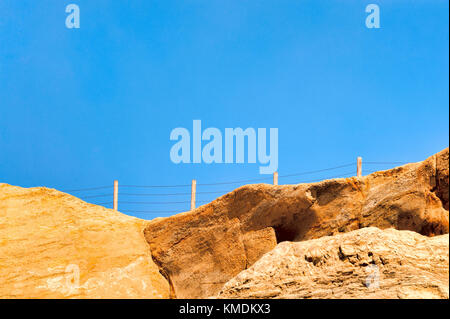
[60,157,409,217]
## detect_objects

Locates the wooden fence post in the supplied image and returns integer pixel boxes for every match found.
[191,179,196,210]
[113,180,118,211]
[273,172,278,185]
[357,157,362,178]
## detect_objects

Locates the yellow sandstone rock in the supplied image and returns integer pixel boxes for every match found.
[0,185,170,299]
[144,148,449,298]
[218,227,449,299]
[1,148,448,299]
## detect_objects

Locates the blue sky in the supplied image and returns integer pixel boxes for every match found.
[0,0,448,219]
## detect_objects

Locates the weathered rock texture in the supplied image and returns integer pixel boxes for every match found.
[0,184,170,299]
[144,148,449,298]
[218,227,449,299]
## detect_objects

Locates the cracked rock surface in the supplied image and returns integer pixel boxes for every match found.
[144,148,448,298]
[1,149,448,299]
[218,227,449,299]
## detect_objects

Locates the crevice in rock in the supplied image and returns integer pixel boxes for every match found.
[142,229,177,298]
[273,224,298,243]
[432,153,449,211]
[150,253,177,299]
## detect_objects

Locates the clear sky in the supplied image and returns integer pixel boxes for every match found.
[0,0,448,219]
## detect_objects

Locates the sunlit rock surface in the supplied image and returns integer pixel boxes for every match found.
[218,227,449,299]
[0,184,170,298]
[144,148,449,298]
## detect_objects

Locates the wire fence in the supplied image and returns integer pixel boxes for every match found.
[61,159,408,216]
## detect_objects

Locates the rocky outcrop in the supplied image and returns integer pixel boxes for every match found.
[218,227,449,299]
[436,148,449,210]
[143,148,449,298]
[1,148,448,299]
[0,184,170,299]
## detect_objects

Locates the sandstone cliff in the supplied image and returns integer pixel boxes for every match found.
[1,148,448,299]
[143,148,449,298]
[0,184,170,298]
[218,227,449,299]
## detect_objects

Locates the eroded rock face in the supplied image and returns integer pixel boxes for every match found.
[436,148,449,210]
[0,184,170,299]
[218,227,449,299]
[143,148,449,298]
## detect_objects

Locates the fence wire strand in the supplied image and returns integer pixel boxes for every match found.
[63,186,111,192]
[364,161,408,165]
[119,200,209,205]
[278,163,354,178]
[64,160,408,214]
